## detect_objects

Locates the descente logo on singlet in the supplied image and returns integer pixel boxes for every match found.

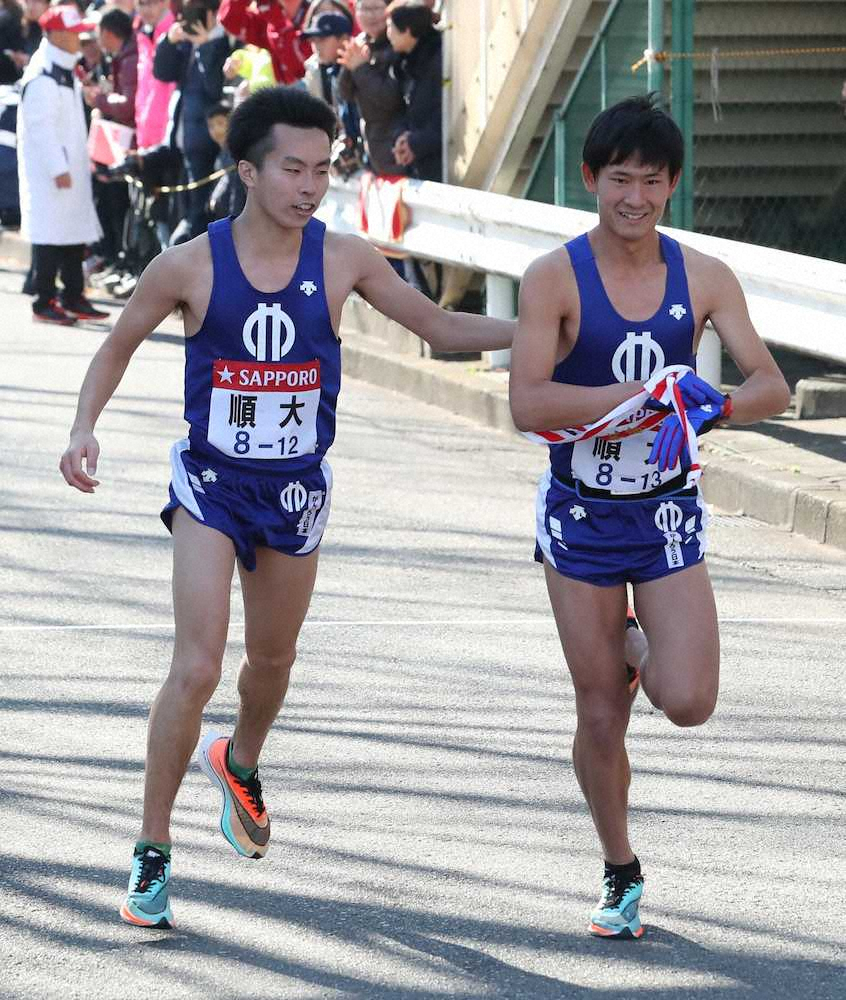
[611,330,666,383]
[243,303,297,362]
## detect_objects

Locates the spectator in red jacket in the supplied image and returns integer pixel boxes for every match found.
[217,0,311,83]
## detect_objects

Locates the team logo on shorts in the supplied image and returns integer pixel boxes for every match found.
[280,481,308,513]
[201,468,218,483]
[655,501,684,569]
[569,504,587,521]
[243,303,296,362]
[296,490,325,536]
[611,330,666,382]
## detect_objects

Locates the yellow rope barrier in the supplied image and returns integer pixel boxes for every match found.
[632,45,846,74]
[117,163,237,196]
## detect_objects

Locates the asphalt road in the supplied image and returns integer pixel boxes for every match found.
[1,273,844,999]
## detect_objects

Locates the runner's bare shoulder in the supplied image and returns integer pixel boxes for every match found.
[323,229,384,298]
[137,234,214,327]
[677,240,740,317]
[520,243,579,320]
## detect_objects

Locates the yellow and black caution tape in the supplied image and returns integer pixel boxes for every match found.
[632,45,846,74]
[116,163,236,196]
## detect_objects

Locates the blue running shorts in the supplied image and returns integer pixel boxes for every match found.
[535,468,709,587]
[161,439,332,571]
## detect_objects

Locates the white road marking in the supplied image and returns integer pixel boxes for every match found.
[0,617,845,633]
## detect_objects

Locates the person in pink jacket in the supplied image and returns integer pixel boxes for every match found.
[135,0,175,150]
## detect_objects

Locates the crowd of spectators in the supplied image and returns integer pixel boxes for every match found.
[0,0,445,324]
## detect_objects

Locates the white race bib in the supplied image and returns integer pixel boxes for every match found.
[571,425,682,495]
[207,359,320,460]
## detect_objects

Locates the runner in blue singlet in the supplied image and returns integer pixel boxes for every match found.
[60,85,515,930]
[509,96,789,939]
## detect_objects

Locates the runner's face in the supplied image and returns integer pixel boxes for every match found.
[582,157,678,241]
[242,124,332,228]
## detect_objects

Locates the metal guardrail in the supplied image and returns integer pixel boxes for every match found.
[317,175,846,372]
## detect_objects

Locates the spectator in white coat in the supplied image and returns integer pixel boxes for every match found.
[18,5,106,324]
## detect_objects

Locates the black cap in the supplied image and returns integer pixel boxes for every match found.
[302,12,353,38]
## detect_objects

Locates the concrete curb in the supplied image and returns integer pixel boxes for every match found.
[339,304,846,555]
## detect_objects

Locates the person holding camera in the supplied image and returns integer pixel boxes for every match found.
[153,0,233,243]
[83,7,137,128]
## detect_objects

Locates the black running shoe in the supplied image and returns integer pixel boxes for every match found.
[33,298,77,325]
[62,295,110,321]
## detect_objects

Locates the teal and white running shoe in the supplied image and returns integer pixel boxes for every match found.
[589,869,644,939]
[119,846,174,929]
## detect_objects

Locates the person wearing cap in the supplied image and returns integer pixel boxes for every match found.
[300,11,351,105]
[301,10,362,179]
[18,4,106,324]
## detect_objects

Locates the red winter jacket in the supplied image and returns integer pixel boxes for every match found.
[218,0,311,83]
[94,35,138,127]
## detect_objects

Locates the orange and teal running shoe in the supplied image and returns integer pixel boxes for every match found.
[198,732,270,858]
[120,846,173,929]
[589,868,645,939]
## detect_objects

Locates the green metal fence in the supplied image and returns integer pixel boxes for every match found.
[686,0,846,262]
[523,0,846,263]
[524,0,650,211]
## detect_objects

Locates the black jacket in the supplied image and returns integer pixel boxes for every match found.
[391,28,442,181]
[337,31,404,175]
[153,32,232,157]
[0,7,23,84]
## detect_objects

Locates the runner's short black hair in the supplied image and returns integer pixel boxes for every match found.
[227,86,337,168]
[387,1,434,37]
[582,95,683,180]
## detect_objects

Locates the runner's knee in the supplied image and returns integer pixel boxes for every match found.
[575,698,630,747]
[240,645,297,679]
[662,693,716,728]
[168,657,221,704]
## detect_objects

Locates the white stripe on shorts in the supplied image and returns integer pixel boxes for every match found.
[168,438,205,521]
[534,467,554,566]
[295,457,333,555]
[695,489,710,559]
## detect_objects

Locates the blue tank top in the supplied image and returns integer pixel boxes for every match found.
[550,232,696,494]
[184,217,341,473]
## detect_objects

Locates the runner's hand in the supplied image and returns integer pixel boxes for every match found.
[60,433,101,493]
[647,402,725,471]
[673,371,725,409]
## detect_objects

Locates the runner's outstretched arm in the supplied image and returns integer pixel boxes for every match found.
[59,249,188,493]
[509,252,646,431]
[348,235,515,352]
